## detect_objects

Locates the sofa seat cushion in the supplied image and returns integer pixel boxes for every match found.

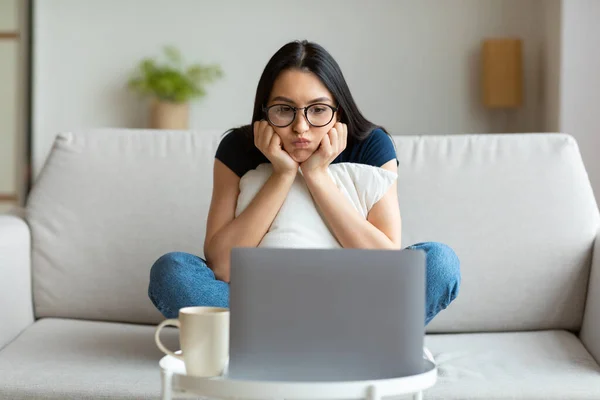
[424,330,600,399]
[2,321,599,400]
[0,318,179,399]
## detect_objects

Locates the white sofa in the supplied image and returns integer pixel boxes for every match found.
[1,129,599,399]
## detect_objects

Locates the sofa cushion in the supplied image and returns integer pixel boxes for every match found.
[424,330,600,399]
[26,129,225,324]
[0,318,179,400]
[394,133,600,332]
[2,320,598,400]
[236,162,397,248]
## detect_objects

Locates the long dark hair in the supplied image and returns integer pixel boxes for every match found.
[233,40,387,146]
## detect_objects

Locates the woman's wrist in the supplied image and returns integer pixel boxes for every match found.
[272,168,298,182]
[301,168,330,186]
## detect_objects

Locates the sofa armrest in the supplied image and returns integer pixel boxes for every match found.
[0,214,34,349]
[581,228,600,364]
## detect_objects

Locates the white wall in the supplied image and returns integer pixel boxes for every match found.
[542,0,561,132]
[33,0,546,176]
[559,0,600,200]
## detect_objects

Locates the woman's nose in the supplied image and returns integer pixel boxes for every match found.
[292,110,310,133]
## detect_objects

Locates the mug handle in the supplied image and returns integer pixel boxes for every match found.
[155,319,184,361]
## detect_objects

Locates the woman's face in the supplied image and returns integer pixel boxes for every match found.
[265,69,339,163]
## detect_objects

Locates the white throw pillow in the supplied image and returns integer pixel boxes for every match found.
[235,163,397,248]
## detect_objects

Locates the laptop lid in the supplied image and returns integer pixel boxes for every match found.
[228,248,426,382]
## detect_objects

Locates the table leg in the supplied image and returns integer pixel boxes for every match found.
[161,369,173,400]
[367,385,379,400]
[413,391,423,400]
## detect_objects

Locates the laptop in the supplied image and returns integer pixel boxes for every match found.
[227,247,426,382]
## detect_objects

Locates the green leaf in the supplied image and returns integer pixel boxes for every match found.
[186,65,204,82]
[127,46,223,103]
[140,59,156,77]
[163,45,182,67]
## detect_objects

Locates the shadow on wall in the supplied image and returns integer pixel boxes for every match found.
[112,87,149,129]
[467,46,487,133]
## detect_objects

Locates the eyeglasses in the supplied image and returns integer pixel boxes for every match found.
[263,103,339,128]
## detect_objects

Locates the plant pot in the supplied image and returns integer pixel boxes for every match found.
[150,100,190,129]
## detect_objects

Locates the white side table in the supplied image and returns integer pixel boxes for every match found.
[159,355,437,400]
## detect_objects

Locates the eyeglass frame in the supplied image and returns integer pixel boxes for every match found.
[262,103,340,128]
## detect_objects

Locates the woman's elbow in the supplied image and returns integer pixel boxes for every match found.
[213,264,230,283]
[206,252,231,283]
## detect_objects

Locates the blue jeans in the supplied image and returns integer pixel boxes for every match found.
[148,242,460,325]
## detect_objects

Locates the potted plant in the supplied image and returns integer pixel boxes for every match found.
[127,46,223,129]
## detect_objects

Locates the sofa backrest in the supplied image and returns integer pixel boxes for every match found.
[393,133,599,333]
[27,129,221,325]
[26,129,599,332]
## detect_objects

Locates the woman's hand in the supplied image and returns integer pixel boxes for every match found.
[254,120,298,176]
[300,122,348,177]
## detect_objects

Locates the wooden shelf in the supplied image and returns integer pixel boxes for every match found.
[0,31,19,40]
[0,193,18,202]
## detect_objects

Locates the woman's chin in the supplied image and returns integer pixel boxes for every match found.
[288,149,315,163]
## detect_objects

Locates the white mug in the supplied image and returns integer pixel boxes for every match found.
[155,306,229,377]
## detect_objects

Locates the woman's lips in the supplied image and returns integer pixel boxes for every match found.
[292,138,310,148]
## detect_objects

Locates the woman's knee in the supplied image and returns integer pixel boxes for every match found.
[148,252,215,292]
[148,251,218,318]
[424,242,460,280]
[150,251,214,285]
[408,241,461,306]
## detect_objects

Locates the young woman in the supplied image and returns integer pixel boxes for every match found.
[148,40,460,325]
